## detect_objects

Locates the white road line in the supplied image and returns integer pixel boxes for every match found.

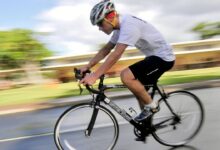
[0,121,129,143]
[0,132,53,143]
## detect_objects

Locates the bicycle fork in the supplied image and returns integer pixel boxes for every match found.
[85,106,99,137]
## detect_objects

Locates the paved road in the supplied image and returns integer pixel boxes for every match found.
[0,87,219,150]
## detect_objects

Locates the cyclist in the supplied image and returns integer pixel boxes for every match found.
[80,0,175,123]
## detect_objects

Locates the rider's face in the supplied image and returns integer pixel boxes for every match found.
[97,19,113,35]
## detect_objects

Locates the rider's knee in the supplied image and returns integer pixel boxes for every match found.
[120,68,132,85]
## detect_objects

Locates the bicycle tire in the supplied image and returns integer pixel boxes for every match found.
[151,90,204,146]
[54,103,119,150]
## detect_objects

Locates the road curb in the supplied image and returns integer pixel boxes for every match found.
[0,79,220,115]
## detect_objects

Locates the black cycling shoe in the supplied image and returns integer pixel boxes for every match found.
[134,106,159,122]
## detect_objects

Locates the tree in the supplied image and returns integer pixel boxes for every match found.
[0,29,52,69]
[192,21,220,39]
[0,29,53,84]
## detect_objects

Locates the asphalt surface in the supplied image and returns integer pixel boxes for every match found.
[0,87,220,150]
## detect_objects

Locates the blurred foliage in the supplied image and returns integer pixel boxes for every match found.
[192,21,220,39]
[5,72,25,80]
[0,29,53,70]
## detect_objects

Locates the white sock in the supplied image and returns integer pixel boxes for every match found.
[144,101,158,109]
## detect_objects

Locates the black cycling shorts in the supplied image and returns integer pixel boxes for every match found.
[129,56,175,85]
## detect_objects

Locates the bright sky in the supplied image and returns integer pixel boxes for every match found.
[1,0,220,56]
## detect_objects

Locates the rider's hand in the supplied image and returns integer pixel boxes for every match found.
[80,72,99,86]
[79,66,89,74]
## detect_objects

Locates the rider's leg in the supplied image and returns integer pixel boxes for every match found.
[120,68,157,109]
[121,56,175,121]
[121,68,159,122]
[135,95,145,110]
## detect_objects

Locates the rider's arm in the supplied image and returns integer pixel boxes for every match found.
[94,43,128,77]
[85,42,115,70]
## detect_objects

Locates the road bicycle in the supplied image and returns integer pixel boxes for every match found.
[54,68,204,150]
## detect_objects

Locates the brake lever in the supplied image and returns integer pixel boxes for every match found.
[74,68,92,95]
[78,83,83,95]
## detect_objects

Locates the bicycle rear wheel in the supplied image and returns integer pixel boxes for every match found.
[54,103,119,150]
[151,90,204,146]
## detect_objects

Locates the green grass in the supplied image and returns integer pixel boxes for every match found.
[159,67,220,85]
[0,67,220,107]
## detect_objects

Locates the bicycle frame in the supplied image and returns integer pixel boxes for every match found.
[74,68,179,137]
[85,82,171,136]
[54,69,204,149]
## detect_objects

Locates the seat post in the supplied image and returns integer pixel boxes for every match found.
[154,83,167,99]
[150,84,157,99]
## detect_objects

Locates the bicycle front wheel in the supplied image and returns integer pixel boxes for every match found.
[54,103,119,150]
[152,90,204,146]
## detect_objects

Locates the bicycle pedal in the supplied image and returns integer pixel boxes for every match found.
[135,137,147,143]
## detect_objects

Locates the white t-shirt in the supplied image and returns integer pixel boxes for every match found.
[110,14,175,61]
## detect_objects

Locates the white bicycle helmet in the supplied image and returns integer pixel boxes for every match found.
[90,0,115,25]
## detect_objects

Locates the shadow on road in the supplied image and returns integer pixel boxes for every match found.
[168,145,198,150]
